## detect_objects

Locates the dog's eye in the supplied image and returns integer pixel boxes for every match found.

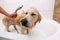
[25,12,28,14]
[31,13,36,16]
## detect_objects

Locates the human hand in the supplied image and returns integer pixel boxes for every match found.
[9,13,17,18]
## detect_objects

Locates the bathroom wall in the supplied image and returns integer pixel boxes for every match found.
[53,0,60,23]
[0,0,55,20]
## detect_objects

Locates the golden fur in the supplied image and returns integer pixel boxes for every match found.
[2,7,41,34]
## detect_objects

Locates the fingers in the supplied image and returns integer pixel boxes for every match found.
[9,13,17,18]
[12,13,17,18]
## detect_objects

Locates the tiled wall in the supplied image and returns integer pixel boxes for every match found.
[53,0,60,23]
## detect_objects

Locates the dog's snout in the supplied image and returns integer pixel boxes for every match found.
[21,19,28,27]
[21,19,27,23]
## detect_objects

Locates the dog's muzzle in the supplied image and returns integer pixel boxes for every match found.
[21,18,28,27]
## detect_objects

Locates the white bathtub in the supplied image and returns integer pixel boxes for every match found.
[0,19,60,40]
[0,0,60,40]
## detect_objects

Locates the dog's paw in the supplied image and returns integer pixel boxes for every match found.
[21,30,29,35]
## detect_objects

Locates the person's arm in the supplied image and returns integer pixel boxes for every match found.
[0,7,17,18]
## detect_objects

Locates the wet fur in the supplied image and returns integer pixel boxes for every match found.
[2,7,41,34]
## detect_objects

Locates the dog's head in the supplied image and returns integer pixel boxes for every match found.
[20,7,41,28]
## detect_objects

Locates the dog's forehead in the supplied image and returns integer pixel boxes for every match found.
[27,8,39,15]
[28,8,35,11]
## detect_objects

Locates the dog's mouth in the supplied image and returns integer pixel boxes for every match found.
[21,19,29,27]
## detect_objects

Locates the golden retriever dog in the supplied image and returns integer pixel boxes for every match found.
[2,7,41,34]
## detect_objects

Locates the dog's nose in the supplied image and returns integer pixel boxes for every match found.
[21,19,28,27]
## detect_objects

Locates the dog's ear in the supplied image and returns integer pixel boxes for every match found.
[38,14,41,23]
[34,13,41,25]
